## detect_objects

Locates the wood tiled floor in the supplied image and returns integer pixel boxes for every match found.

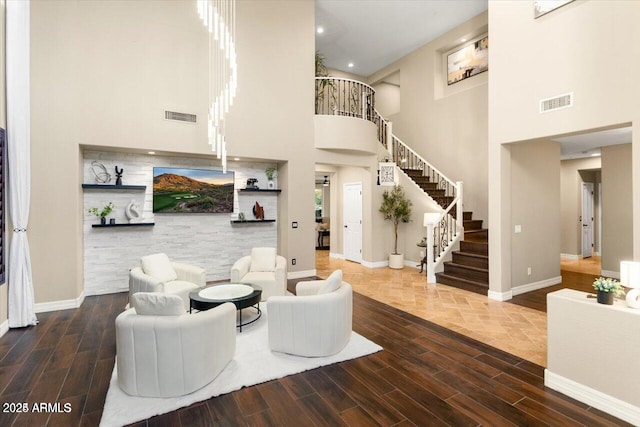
[0,254,629,426]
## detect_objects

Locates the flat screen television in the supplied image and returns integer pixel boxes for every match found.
[153,167,234,213]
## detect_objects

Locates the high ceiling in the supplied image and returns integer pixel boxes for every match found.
[315,0,488,77]
[552,127,632,160]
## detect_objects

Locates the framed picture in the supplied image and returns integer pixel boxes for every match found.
[153,167,234,213]
[534,0,574,18]
[379,162,396,186]
[447,35,488,86]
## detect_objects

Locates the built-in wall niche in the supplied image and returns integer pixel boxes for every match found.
[82,150,278,296]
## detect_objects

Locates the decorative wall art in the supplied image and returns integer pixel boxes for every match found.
[153,167,234,213]
[534,0,575,18]
[379,162,396,186]
[447,35,488,86]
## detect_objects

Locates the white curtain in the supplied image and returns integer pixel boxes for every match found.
[7,0,37,328]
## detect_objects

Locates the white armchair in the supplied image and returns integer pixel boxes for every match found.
[129,253,205,310]
[267,270,352,357]
[116,293,236,397]
[231,247,287,301]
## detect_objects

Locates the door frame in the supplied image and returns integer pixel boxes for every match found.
[581,182,595,258]
[342,182,363,263]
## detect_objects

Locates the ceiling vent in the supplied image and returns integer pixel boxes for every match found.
[164,110,197,123]
[539,92,573,114]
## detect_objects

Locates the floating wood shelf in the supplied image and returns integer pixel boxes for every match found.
[238,189,281,193]
[82,184,147,190]
[91,223,155,228]
[230,219,276,224]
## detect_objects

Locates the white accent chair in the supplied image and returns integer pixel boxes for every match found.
[267,270,352,357]
[129,253,205,310]
[116,293,236,397]
[230,247,286,301]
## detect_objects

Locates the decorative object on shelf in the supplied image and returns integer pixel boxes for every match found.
[379,185,412,269]
[197,0,237,172]
[238,212,245,221]
[265,167,277,190]
[125,200,144,223]
[246,178,259,189]
[91,161,112,184]
[620,261,640,309]
[110,218,116,225]
[592,276,624,305]
[378,162,396,186]
[115,166,123,186]
[253,201,264,220]
[322,175,329,187]
[88,202,115,225]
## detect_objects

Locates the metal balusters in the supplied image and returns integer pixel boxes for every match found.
[315,77,375,120]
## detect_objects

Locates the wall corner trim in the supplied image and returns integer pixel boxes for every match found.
[545,369,640,426]
[0,320,8,338]
[287,270,317,280]
[512,276,562,296]
[362,260,389,268]
[488,289,512,301]
[34,290,85,314]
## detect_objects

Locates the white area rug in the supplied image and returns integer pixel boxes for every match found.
[100,303,382,427]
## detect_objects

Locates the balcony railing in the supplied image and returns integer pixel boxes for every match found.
[315,77,375,121]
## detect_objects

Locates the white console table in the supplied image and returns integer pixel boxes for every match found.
[545,289,640,425]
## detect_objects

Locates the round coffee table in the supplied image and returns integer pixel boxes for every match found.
[189,283,262,332]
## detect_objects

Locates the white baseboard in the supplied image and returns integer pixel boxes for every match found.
[287,269,317,280]
[512,276,562,296]
[0,319,8,338]
[329,252,344,260]
[362,260,388,268]
[87,287,127,296]
[560,253,580,260]
[488,289,512,301]
[545,370,640,426]
[601,269,620,279]
[34,290,86,313]
[595,251,601,256]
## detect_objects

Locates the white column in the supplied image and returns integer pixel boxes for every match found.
[386,121,393,159]
[456,181,464,233]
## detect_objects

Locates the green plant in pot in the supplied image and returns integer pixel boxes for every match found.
[89,202,114,225]
[379,185,412,269]
[593,276,624,305]
[315,51,335,113]
[265,167,277,189]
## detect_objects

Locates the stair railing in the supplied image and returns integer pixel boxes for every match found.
[373,108,464,281]
[315,77,463,282]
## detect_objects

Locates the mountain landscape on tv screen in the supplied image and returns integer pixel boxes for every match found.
[153,173,234,213]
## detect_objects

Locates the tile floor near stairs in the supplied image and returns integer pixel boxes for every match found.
[315,252,600,367]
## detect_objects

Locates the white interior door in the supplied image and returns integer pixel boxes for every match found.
[582,182,594,258]
[343,183,362,263]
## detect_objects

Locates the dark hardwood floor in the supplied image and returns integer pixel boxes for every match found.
[0,277,630,426]
[509,270,600,312]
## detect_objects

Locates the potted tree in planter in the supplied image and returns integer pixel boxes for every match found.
[379,185,412,269]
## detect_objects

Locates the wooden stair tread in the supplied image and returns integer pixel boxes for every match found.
[435,273,489,294]
[444,261,488,274]
[453,251,488,260]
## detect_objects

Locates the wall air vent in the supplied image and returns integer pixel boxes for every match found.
[164,110,197,123]
[539,92,573,113]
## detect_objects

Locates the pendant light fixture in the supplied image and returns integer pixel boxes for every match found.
[323,176,329,187]
[197,0,237,173]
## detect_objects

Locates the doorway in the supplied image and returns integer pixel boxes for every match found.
[581,182,594,258]
[343,182,362,263]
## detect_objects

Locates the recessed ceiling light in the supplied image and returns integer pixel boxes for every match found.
[148,151,155,155]
[317,26,324,34]
[591,153,601,157]
[233,157,240,161]
[461,38,467,42]
[348,62,354,68]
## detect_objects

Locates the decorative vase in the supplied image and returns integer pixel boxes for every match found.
[100,217,106,225]
[109,218,116,225]
[597,290,614,305]
[389,253,404,269]
[267,180,275,190]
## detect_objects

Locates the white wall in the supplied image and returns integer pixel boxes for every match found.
[82,150,277,295]
[488,1,640,295]
[372,82,400,118]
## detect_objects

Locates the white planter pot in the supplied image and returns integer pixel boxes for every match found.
[389,253,404,269]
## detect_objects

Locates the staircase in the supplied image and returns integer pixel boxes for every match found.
[437,211,489,295]
[316,76,489,294]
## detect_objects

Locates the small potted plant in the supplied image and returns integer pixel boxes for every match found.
[89,202,114,225]
[265,167,277,189]
[379,185,412,269]
[593,277,624,305]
